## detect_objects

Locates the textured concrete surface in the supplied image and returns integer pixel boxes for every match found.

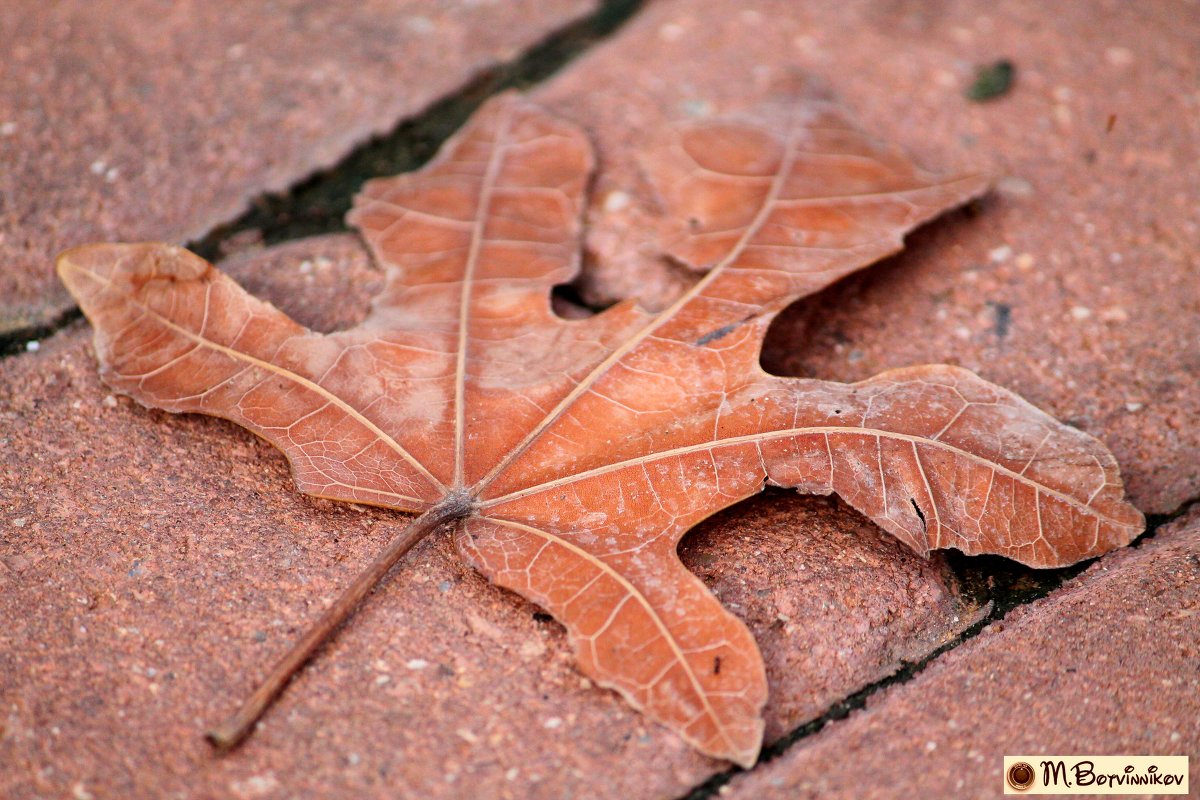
[0,0,597,334]
[0,241,981,798]
[532,0,1200,516]
[727,508,1200,799]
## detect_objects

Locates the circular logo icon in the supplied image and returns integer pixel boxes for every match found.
[1007,762,1036,791]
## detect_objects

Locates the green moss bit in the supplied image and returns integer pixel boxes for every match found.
[967,59,1015,102]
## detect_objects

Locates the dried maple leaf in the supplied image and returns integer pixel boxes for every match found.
[57,92,1143,767]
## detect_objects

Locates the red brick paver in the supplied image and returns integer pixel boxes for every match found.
[728,509,1200,799]
[0,0,597,334]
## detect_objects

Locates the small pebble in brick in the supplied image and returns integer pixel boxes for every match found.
[988,244,1013,263]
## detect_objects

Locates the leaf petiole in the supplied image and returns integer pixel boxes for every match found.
[206,492,473,751]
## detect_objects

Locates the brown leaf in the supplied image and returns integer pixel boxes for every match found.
[57,92,1142,767]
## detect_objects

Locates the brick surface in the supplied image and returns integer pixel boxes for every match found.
[727,509,1200,799]
[219,234,383,335]
[4,0,1195,797]
[0,0,596,334]
[532,0,1200,515]
[0,238,981,798]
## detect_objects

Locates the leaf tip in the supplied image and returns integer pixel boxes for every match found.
[694,709,764,769]
[57,242,214,304]
[55,243,101,294]
[729,731,764,770]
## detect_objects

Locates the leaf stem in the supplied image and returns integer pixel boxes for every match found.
[206,495,472,751]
